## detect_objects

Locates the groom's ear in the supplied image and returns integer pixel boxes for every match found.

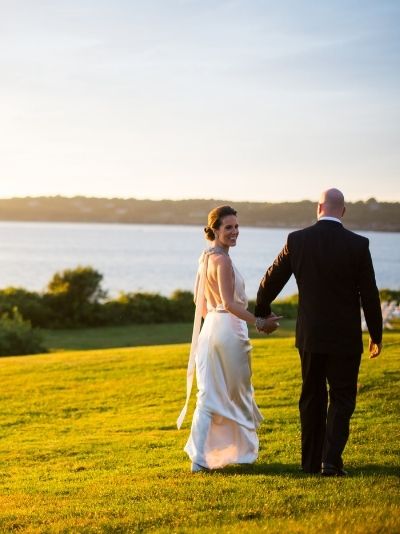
[317,203,322,216]
[342,206,346,217]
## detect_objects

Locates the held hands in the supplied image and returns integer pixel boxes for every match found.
[255,313,283,335]
[369,337,382,359]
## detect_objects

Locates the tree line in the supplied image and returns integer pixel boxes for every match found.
[1,265,399,356]
[0,196,399,231]
[0,266,299,356]
[0,266,193,356]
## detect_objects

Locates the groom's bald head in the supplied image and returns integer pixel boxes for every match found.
[318,188,346,219]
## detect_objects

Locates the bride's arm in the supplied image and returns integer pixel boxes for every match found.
[215,255,281,333]
[202,299,208,319]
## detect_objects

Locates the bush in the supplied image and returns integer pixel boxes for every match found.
[379,289,400,304]
[2,263,398,330]
[45,266,107,327]
[169,290,195,321]
[0,287,52,327]
[102,292,172,325]
[0,273,196,328]
[248,293,299,319]
[0,308,47,356]
[271,293,299,319]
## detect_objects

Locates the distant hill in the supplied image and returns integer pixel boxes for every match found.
[0,196,399,231]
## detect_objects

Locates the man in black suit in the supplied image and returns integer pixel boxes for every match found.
[255,188,383,476]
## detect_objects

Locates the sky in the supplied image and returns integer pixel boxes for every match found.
[1,0,399,202]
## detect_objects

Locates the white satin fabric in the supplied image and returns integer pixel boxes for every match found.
[180,249,263,469]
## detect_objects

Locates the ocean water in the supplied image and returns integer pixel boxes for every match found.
[0,222,399,299]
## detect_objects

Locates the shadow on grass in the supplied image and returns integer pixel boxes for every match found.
[211,463,399,477]
[215,463,303,476]
[350,464,400,477]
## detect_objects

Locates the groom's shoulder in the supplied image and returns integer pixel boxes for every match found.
[288,224,315,240]
[342,226,369,247]
[342,225,366,239]
[295,223,369,248]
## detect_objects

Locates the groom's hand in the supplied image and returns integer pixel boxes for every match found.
[261,313,283,334]
[369,338,382,358]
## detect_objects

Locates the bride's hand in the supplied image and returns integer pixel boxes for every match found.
[256,314,283,334]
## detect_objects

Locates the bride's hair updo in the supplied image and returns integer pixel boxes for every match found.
[204,205,237,241]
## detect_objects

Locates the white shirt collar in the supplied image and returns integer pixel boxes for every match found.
[318,216,342,224]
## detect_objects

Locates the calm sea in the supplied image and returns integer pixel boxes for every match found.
[0,222,399,299]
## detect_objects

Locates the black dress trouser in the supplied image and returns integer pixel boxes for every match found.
[298,350,362,473]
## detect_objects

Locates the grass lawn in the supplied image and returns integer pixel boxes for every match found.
[0,330,398,532]
[42,319,297,351]
[41,322,195,351]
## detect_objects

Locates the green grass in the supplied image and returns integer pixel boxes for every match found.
[41,322,194,351]
[0,331,399,533]
[42,319,297,351]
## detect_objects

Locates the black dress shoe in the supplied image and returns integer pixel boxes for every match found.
[321,463,347,477]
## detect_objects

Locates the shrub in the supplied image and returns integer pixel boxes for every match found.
[100,300,130,326]
[106,292,172,324]
[248,293,298,319]
[45,266,107,327]
[0,308,47,356]
[379,289,400,304]
[0,287,52,327]
[169,290,195,321]
[3,263,398,330]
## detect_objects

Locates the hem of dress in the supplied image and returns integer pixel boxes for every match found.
[184,447,258,470]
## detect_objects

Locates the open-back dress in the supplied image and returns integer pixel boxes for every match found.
[177,248,263,469]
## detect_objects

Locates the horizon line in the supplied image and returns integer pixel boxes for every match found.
[0,195,399,204]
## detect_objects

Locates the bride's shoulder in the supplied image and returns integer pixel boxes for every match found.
[206,248,231,268]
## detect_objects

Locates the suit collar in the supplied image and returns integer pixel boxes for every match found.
[318,216,342,224]
[317,216,343,226]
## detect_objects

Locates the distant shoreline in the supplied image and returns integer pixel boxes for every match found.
[0,196,399,232]
[1,220,399,235]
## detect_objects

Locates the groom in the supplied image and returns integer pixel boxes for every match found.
[255,188,383,476]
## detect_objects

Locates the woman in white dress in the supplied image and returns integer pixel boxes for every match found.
[177,206,281,473]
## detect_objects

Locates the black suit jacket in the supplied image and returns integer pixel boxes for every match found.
[255,220,382,354]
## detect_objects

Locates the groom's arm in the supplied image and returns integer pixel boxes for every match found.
[255,242,293,317]
[358,239,383,348]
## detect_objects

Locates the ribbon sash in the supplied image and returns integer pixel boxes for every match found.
[176,252,209,429]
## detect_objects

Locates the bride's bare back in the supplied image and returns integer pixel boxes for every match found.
[204,252,234,311]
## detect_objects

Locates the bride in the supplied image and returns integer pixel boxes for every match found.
[177,205,281,472]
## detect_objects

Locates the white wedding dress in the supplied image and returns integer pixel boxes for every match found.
[178,248,263,469]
